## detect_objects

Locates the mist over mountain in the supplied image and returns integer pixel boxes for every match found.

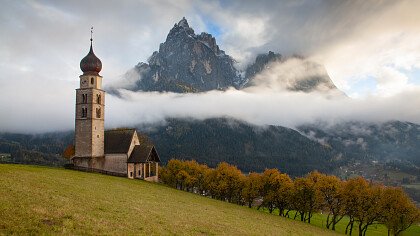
[244,51,341,94]
[102,17,420,177]
[298,121,420,166]
[2,17,418,183]
[138,118,338,176]
[108,18,341,95]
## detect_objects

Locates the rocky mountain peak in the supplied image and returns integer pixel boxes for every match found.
[177,17,189,28]
[121,17,242,93]
[245,51,282,79]
[110,18,343,95]
[166,17,195,42]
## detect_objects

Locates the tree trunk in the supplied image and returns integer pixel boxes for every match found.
[326,213,331,229]
[358,223,363,236]
[346,220,354,236]
[269,205,274,214]
[285,210,291,218]
[293,211,298,220]
[331,215,337,230]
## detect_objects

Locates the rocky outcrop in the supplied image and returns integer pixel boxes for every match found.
[112,17,342,94]
[130,17,242,93]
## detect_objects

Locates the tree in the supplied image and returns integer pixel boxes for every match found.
[355,184,383,236]
[342,178,360,235]
[380,187,420,236]
[259,169,280,213]
[343,177,383,236]
[292,171,322,223]
[317,173,346,230]
[274,173,293,217]
[160,159,183,188]
[205,162,245,203]
[62,144,75,159]
[242,172,262,208]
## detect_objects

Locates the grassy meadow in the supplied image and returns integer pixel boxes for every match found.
[260,209,420,236]
[0,164,339,235]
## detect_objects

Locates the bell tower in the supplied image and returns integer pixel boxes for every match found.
[74,28,105,159]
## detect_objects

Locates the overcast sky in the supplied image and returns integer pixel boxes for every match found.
[1,0,420,133]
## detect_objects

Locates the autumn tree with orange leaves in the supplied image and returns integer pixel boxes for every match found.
[242,172,262,208]
[316,173,346,230]
[159,159,419,235]
[379,187,420,236]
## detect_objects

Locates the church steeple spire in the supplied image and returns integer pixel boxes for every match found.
[80,27,102,75]
[74,28,105,159]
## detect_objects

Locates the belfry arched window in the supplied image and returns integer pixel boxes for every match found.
[96,107,101,118]
[97,94,101,104]
[82,94,87,103]
[81,107,87,118]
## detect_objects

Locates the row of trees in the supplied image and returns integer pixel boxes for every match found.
[160,159,420,236]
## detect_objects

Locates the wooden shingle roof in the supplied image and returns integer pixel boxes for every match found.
[127,144,161,163]
[104,129,135,154]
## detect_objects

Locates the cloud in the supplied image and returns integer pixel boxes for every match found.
[1,0,420,133]
[194,0,420,96]
[1,59,419,133]
[107,88,420,129]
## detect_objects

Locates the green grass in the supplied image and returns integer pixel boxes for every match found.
[0,164,339,235]
[306,212,419,236]
[260,208,420,236]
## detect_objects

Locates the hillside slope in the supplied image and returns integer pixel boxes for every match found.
[0,164,339,235]
[140,118,339,176]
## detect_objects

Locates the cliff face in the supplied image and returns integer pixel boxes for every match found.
[244,52,340,93]
[131,18,242,93]
[112,17,341,94]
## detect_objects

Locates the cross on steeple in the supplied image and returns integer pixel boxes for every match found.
[90,27,93,43]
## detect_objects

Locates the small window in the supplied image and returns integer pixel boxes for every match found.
[96,94,101,104]
[96,107,101,118]
[91,77,94,84]
[130,172,133,177]
[82,94,87,103]
[81,107,87,118]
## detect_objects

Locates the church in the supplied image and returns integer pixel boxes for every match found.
[71,33,161,181]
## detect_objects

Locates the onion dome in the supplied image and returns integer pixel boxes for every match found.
[80,32,102,75]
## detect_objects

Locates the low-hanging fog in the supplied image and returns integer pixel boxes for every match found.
[1,59,419,133]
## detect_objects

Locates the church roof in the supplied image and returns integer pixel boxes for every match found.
[80,42,102,75]
[127,145,161,163]
[104,129,136,154]
[80,29,102,76]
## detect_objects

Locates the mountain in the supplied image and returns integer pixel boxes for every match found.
[124,17,242,93]
[298,121,420,167]
[0,118,339,176]
[110,17,341,94]
[139,118,339,176]
[0,131,73,166]
[244,52,342,94]
[1,119,419,178]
